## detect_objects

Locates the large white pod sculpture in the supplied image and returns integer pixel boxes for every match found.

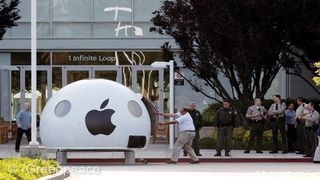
[40,79,157,149]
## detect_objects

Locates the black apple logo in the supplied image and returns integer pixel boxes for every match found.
[85,99,116,135]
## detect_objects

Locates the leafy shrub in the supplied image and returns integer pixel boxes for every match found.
[0,158,60,180]
[200,127,284,150]
[202,103,222,126]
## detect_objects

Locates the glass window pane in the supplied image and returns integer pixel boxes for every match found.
[93,22,132,38]
[133,0,163,22]
[11,52,50,65]
[53,0,91,21]
[93,0,132,21]
[52,23,91,37]
[18,0,31,22]
[5,23,30,38]
[37,23,50,37]
[37,0,50,21]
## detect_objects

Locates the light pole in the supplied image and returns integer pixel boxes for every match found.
[151,60,174,149]
[29,0,39,146]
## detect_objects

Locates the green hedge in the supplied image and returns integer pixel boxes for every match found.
[0,158,60,180]
[200,127,292,150]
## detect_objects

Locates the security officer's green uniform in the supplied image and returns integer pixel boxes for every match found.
[213,107,236,155]
[189,109,202,155]
[245,105,267,153]
[304,109,319,157]
[295,103,308,154]
[183,109,203,156]
[268,102,287,153]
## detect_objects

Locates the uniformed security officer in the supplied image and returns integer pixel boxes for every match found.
[213,99,236,157]
[268,94,287,154]
[299,102,319,157]
[244,98,268,153]
[183,102,203,156]
[295,97,308,154]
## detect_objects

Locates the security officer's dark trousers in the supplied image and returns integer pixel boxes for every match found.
[216,126,233,153]
[296,122,307,153]
[15,128,31,151]
[246,121,264,151]
[305,127,317,156]
[270,117,287,152]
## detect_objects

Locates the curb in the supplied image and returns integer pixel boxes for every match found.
[66,157,314,164]
[38,170,70,180]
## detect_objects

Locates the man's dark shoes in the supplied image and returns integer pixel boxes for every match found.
[244,150,250,154]
[269,151,278,153]
[225,152,230,156]
[296,151,304,154]
[214,152,221,157]
[256,150,263,154]
[190,160,200,164]
[303,154,313,158]
[166,160,177,164]
[183,152,187,157]
[282,151,288,154]
[196,153,202,156]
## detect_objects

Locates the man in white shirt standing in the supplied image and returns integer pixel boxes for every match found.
[158,107,199,164]
[295,97,308,155]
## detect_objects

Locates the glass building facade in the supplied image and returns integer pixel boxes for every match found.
[0,0,288,122]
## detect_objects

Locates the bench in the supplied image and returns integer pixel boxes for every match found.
[55,148,135,165]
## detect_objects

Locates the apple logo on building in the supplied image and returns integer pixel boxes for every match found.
[85,99,116,135]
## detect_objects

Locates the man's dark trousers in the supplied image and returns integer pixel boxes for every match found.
[286,124,297,152]
[216,126,233,153]
[246,121,264,151]
[296,122,307,153]
[15,128,31,151]
[270,117,287,152]
[305,127,317,156]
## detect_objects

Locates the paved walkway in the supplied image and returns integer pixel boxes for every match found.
[0,137,310,160]
[63,163,320,180]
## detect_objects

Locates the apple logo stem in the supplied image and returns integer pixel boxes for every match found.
[85,99,116,136]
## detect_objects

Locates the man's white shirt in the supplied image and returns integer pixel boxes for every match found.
[175,112,195,132]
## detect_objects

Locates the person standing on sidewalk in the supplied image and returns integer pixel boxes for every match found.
[244,98,268,154]
[183,102,203,156]
[295,97,308,155]
[285,103,297,153]
[158,107,199,164]
[213,99,236,157]
[268,94,287,154]
[15,103,32,152]
[299,102,319,157]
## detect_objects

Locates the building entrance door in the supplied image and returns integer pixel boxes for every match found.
[11,66,52,121]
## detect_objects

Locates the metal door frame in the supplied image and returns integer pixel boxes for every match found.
[16,66,52,114]
[132,66,165,120]
[62,67,92,87]
[92,66,122,83]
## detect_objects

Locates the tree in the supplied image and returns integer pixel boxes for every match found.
[0,0,20,40]
[151,0,320,119]
[313,62,320,86]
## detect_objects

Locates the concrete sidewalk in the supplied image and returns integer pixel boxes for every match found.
[0,137,312,162]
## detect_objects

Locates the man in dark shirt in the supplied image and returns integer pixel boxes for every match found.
[213,99,236,156]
